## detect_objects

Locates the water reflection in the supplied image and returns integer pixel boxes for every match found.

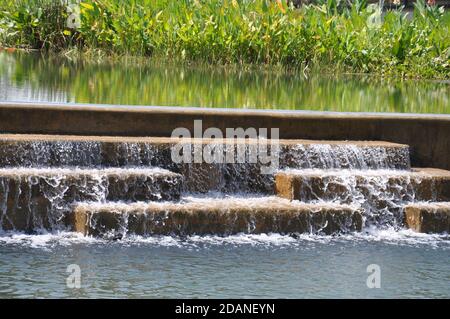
[0,51,449,113]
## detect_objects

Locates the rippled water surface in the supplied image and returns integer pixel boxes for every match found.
[0,231,449,298]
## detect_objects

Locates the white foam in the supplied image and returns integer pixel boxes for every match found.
[0,166,176,176]
[0,229,448,250]
[0,231,100,249]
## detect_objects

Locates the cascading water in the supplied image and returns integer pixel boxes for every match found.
[0,137,410,193]
[280,143,410,170]
[278,168,449,229]
[0,135,447,237]
[0,167,182,232]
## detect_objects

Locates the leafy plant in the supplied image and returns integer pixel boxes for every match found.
[0,0,448,79]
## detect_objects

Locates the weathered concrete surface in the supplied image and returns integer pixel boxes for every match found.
[275,168,450,202]
[275,168,450,226]
[70,197,363,237]
[0,134,410,193]
[405,203,450,233]
[0,168,181,232]
[0,102,448,169]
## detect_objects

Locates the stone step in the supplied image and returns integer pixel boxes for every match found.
[69,197,363,238]
[0,134,410,193]
[0,167,182,232]
[404,202,450,234]
[275,168,450,226]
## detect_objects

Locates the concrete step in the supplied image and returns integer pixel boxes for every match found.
[69,197,363,238]
[0,167,182,232]
[276,168,450,202]
[275,168,450,226]
[404,202,450,234]
[0,134,410,193]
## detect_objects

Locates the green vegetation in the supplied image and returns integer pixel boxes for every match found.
[0,0,449,79]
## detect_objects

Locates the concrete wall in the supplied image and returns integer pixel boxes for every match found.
[0,102,449,170]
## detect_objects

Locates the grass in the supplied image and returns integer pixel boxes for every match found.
[0,0,449,79]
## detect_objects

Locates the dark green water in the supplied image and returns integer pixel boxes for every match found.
[0,51,449,113]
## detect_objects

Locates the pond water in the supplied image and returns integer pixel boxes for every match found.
[0,51,449,113]
[0,231,449,298]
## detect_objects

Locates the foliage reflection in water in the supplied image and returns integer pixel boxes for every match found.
[0,51,449,113]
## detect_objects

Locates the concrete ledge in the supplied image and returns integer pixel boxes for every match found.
[71,197,363,237]
[0,102,449,170]
[405,203,450,233]
[275,168,450,202]
[0,133,409,147]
